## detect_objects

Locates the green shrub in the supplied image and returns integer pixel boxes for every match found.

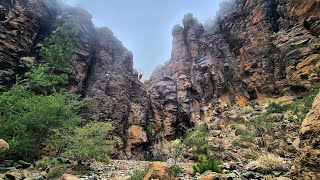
[286,87,319,122]
[26,64,69,93]
[192,155,222,175]
[47,166,64,179]
[27,21,78,93]
[36,157,64,179]
[36,156,59,170]
[50,121,117,163]
[184,124,209,155]
[0,20,84,163]
[0,84,83,158]
[251,113,274,137]
[231,122,255,145]
[232,113,274,148]
[265,101,285,114]
[171,165,183,177]
[166,139,185,164]
[39,21,78,75]
[243,106,254,114]
[128,170,146,180]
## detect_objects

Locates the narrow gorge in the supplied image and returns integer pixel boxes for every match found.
[0,0,320,179]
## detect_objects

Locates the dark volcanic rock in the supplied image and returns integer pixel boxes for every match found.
[1,0,320,161]
[0,0,58,86]
[0,0,149,159]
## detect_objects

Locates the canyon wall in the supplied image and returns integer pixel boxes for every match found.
[0,0,319,162]
[0,0,149,159]
[146,0,320,144]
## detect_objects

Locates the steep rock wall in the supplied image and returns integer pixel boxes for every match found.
[1,0,320,160]
[146,0,320,141]
[0,0,149,159]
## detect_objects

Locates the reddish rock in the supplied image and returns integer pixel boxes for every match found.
[126,125,148,158]
[295,92,320,179]
[143,162,174,180]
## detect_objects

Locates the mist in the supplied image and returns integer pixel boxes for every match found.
[66,0,239,80]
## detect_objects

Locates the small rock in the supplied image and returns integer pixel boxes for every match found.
[273,171,283,176]
[198,171,225,180]
[117,164,128,171]
[59,174,78,180]
[226,172,237,180]
[245,161,261,172]
[276,177,291,180]
[39,171,47,178]
[18,160,32,169]
[292,137,300,150]
[0,139,9,153]
[31,175,45,180]
[88,173,98,180]
[242,171,256,179]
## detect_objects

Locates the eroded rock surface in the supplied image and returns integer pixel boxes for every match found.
[145,0,320,155]
[0,0,320,162]
[0,0,149,159]
[295,92,320,179]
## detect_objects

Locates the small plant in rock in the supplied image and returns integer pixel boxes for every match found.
[36,156,60,170]
[47,166,64,179]
[19,57,35,68]
[231,122,255,146]
[184,124,209,155]
[192,154,222,175]
[231,113,274,148]
[171,165,183,177]
[265,101,285,114]
[243,106,254,114]
[128,169,146,180]
[286,86,320,122]
[166,139,185,164]
[36,156,64,179]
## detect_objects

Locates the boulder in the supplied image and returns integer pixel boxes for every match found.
[300,92,320,136]
[4,170,25,180]
[0,139,9,153]
[295,92,320,178]
[143,162,174,180]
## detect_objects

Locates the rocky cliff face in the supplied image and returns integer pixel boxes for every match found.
[146,0,320,148]
[296,91,320,179]
[1,0,320,163]
[0,0,149,159]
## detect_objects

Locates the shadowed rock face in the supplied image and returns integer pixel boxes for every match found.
[0,0,149,159]
[0,0,319,161]
[0,0,58,86]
